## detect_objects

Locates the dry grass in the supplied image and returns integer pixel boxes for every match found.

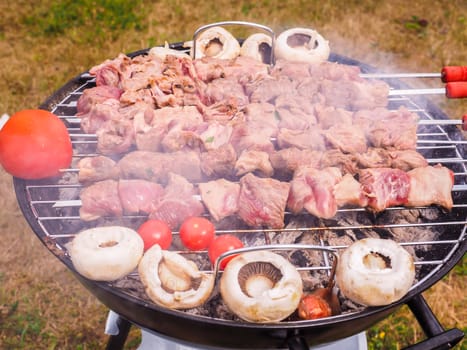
[0,0,465,349]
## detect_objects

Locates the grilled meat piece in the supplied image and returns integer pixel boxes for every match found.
[354,107,419,150]
[276,128,326,151]
[270,59,312,80]
[320,150,359,175]
[389,150,428,171]
[314,104,353,130]
[118,179,165,214]
[134,105,204,152]
[335,173,369,208]
[235,150,274,177]
[288,166,342,219]
[89,53,132,87]
[203,77,249,108]
[308,61,363,82]
[230,117,276,154]
[238,173,290,229]
[192,56,268,83]
[275,93,317,130]
[269,148,322,177]
[78,156,120,183]
[319,79,389,110]
[271,60,362,82]
[356,147,393,169]
[80,179,122,221]
[243,102,279,136]
[80,178,165,220]
[96,119,134,155]
[356,148,428,171]
[198,179,240,222]
[200,144,237,179]
[247,76,295,104]
[200,98,239,122]
[323,124,367,154]
[77,99,122,134]
[76,85,122,115]
[149,173,205,229]
[360,168,411,212]
[118,150,203,184]
[407,165,454,210]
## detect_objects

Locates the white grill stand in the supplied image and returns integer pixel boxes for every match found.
[105,311,368,350]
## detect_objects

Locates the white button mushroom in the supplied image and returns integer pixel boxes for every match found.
[220,250,303,323]
[138,244,215,309]
[68,226,144,281]
[275,27,330,64]
[335,238,415,306]
[192,26,241,60]
[240,33,273,64]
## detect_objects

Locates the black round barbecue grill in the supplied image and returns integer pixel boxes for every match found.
[12,22,466,350]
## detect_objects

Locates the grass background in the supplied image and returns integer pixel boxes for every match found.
[0,0,465,349]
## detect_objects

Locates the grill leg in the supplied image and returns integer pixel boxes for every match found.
[286,335,310,350]
[403,294,464,350]
[105,314,132,350]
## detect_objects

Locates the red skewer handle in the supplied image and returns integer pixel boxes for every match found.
[441,66,467,83]
[446,82,467,98]
[463,114,467,131]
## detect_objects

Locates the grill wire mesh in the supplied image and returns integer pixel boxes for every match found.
[15,46,467,324]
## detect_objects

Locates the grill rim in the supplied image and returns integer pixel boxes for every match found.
[12,44,467,348]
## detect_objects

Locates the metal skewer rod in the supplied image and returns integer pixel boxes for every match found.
[361,66,467,82]
[418,119,461,126]
[361,72,442,79]
[388,82,467,98]
[388,88,446,96]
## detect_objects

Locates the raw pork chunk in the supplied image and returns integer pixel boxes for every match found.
[287,166,342,219]
[149,173,205,229]
[199,179,240,221]
[238,173,290,229]
[407,165,453,210]
[359,168,410,212]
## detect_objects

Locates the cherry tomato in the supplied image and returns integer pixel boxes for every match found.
[137,219,173,251]
[298,294,332,320]
[179,217,215,251]
[0,109,72,179]
[208,234,244,269]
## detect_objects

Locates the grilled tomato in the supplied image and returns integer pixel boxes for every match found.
[179,217,215,251]
[208,234,244,269]
[0,109,72,179]
[137,219,173,251]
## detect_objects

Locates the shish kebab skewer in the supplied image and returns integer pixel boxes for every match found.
[62,114,467,134]
[51,183,467,209]
[59,113,467,129]
[75,73,467,99]
[78,66,467,81]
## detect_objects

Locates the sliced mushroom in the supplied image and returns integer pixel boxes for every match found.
[220,251,303,323]
[335,238,415,306]
[192,26,241,60]
[138,244,214,309]
[275,27,330,64]
[240,33,273,64]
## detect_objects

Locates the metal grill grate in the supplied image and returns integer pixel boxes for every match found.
[17,60,466,313]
